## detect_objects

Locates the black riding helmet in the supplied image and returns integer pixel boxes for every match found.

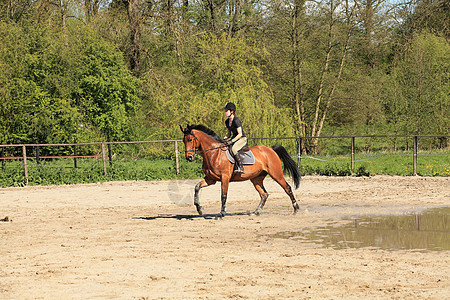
[224,102,236,111]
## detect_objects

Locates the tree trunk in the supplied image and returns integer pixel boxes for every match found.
[316,27,351,139]
[310,3,334,151]
[127,0,141,76]
[228,0,241,37]
[166,0,181,63]
[207,0,216,34]
[310,0,354,154]
[84,0,100,23]
[182,0,189,21]
[59,0,68,46]
[291,0,307,153]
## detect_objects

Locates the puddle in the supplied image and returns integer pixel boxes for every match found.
[272,207,450,251]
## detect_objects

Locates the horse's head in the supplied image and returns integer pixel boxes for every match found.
[180,125,197,162]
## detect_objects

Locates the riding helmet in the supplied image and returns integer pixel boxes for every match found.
[224,102,236,111]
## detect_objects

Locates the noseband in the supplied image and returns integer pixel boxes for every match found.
[184,131,228,157]
[184,132,199,156]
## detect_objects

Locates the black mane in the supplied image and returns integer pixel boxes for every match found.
[187,124,223,142]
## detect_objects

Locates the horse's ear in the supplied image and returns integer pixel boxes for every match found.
[180,125,189,135]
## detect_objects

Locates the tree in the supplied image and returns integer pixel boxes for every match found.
[403,0,449,39]
[0,21,80,144]
[142,33,296,139]
[81,0,104,22]
[385,32,449,137]
[261,0,357,153]
[70,26,141,141]
[308,0,355,151]
[0,0,37,22]
[0,20,140,144]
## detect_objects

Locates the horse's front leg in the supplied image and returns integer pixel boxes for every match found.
[216,178,230,219]
[194,178,215,215]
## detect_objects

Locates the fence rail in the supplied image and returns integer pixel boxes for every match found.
[1,134,448,185]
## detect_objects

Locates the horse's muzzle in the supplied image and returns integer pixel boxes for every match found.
[186,155,195,162]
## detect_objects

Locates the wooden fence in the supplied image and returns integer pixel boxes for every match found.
[0,134,448,185]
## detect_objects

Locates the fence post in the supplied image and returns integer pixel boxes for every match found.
[1,146,4,170]
[175,141,180,175]
[22,145,29,185]
[108,143,113,168]
[101,143,107,179]
[36,145,40,165]
[351,136,355,173]
[297,137,302,170]
[413,136,418,175]
[73,140,78,168]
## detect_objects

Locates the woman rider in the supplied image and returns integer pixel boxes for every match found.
[223,102,247,174]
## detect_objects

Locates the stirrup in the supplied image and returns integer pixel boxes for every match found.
[234,165,245,174]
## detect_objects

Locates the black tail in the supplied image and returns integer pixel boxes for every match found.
[272,144,301,189]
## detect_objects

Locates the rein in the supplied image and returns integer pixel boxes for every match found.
[184,133,228,155]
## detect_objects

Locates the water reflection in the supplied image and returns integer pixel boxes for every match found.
[273,207,450,251]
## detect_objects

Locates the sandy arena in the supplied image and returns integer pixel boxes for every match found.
[0,176,449,299]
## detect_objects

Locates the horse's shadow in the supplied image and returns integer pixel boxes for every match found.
[134,211,253,221]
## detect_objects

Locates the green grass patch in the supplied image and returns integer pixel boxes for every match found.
[299,150,450,176]
[0,150,448,187]
[0,158,204,188]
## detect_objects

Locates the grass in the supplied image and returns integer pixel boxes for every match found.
[0,150,448,188]
[299,150,450,176]
[0,158,204,188]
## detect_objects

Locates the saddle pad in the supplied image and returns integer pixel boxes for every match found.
[226,149,255,165]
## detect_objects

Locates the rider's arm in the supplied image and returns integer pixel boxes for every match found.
[223,129,231,141]
[231,127,243,143]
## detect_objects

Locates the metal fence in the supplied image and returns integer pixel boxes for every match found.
[1,134,448,185]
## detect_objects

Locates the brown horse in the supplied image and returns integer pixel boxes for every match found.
[180,124,301,218]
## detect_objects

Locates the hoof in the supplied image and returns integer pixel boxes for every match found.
[195,205,203,215]
[252,209,262,216]
[215,212,225,220]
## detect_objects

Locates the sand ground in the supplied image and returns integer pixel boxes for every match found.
[0,176,449,299]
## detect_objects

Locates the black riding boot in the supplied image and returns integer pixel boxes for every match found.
[234,151,245,174]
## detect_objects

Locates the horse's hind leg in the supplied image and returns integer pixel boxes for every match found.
[251,175,269,215]
[284,181,300,214]
[269,170,300,214]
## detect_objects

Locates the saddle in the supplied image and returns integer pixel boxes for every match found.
[226,147,255,165]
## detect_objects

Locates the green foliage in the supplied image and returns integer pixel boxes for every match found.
[0,20,140,146]
[0,22,78,144]
[1,146,448,187]
[0,1,448,165]
[382,32,449,136]
[69,26,141,142]
[0,158,204,187]
[404,0,450,38]
[299,149,449,176]
[355,166,370,177]
[142,33,296,140]
[301,164,353,176]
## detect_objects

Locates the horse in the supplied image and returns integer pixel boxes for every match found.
[180,124,301,218]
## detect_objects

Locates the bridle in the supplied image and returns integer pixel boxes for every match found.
[184,131,228,157]
[184,132,199,156]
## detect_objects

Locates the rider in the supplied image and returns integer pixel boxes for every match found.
[223,102,247,174]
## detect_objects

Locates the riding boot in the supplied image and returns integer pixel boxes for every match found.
[233,151,245,174]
